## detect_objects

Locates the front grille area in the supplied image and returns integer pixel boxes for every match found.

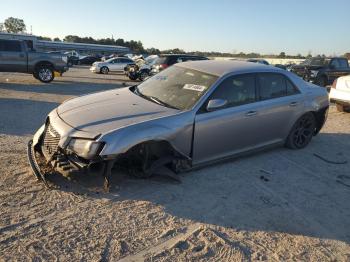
[42,122,61,159]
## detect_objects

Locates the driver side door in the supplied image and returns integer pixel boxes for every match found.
[193,73,262,165]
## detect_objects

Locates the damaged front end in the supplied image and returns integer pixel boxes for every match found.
[27,118,190,191]
[27,118,107,189]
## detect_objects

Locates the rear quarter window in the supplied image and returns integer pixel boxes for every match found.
[258,73,299,100]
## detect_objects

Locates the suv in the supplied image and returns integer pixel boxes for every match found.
[151,54,208,74]
[0,39,68,83]
[290,57,350,87]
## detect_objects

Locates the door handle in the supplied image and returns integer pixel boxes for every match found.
[245,111,257,116]
[19,54,25,58]
[289,101,298,107]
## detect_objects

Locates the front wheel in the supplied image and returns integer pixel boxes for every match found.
[35,66,54,83]
[100,66,109,74]
[285,112,316,149]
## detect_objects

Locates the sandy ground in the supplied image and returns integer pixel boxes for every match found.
[0,67,349,261]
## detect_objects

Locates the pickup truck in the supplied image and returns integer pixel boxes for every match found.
[289,57,350,87]
[0,39,68,83]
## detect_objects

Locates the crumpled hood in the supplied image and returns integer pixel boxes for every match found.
[57,87,178,134]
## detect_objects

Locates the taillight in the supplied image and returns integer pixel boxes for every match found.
[159,64,168,70]
[332,78,338,89]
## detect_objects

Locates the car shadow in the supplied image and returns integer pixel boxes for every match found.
[43,132,350,244]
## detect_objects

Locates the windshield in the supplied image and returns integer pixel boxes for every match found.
[136,66,218,110]
[301,58,330,66]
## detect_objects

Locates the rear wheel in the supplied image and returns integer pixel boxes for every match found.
[35,66,54,83]
[100,66,109,74]
[286,113,316,149]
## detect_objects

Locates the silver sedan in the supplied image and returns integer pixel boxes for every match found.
[28,60,329,189]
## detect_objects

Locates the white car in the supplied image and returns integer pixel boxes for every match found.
[90,57,134,74]
[329,75,350,112]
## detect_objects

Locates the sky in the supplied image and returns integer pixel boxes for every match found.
[1,0,349,56]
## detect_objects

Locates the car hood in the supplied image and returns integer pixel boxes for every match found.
[57,87,179,135]
[93,61,107,66]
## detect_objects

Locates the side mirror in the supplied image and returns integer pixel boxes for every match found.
[206,99,228,112]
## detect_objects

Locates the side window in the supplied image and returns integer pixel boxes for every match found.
[338,59,348,68]
[330,59,340,69]
[24,40,34,51]
[112,59,120,64]
[210,74,256,108]
[123,58,133,63]
[258,73,299,100]
[0,40,5,51]
[286,79,300,95]
[0,40,21,52]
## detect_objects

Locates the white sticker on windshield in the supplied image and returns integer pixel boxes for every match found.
[183,84,206,92]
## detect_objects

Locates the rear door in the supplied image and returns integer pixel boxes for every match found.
[0,40,27,72]
[108,58,121,71]
[255,73,304,142]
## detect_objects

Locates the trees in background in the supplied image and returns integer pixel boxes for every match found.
[3,17,26,33]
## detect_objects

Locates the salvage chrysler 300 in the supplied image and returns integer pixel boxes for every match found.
[28,60,329,189]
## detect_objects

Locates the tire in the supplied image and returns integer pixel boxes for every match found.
[35,66,54,83]
[100,66,109,74]
[336,103,350,113]
[139,71,149,81]
[285,112,316,149]
[315,76,327,87]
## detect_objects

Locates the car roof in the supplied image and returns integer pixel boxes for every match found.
[176,60,281,76]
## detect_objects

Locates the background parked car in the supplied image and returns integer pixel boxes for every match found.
[290,57,350,87]
[125,55,159,81]
[0,39,68,83]
[151,54,208,74]
[329,75,350,112]
[90,57,135,74]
